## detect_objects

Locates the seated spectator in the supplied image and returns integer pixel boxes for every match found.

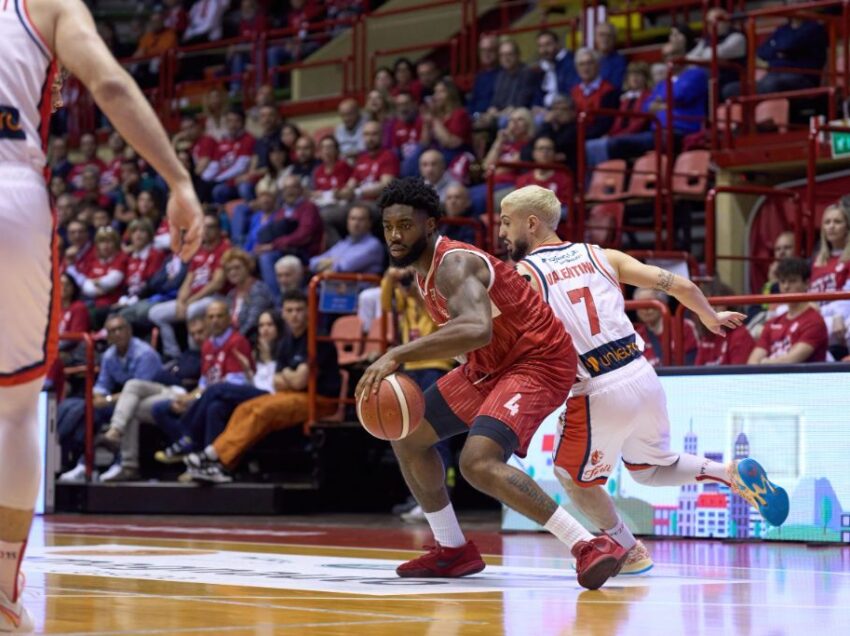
[280,123,302,162]
[149,213,229,359]
[151,300,255,462]
[468,34,500,121]
[236,180,280,252]
[723,17,826,99]
[63,218,94,270]
[166,309,283,482]
[172,116,217,178]
[595,22,627,90]
[373,66,395,95]
[389,91,423,174]
[66,227,127,323]
[284,136,320,185]
[479,38,537,129]
[201,87,228,141]
[55,193,78,239]
[101,132,128,193]
[334,120,399,209]
[274,254,305,299]
[515,136,571,221]
[266,0,321,87]
[748,258,828,364]
[364,89,394,146]
[584,61,652,168]
[57,315,162,479]
[311,135,353,209]
[390,58,422,103]
[309,204,384,275]
[764,230,797,295]
[245,85,277,139]
[695,279,755,365]
[120,253,188,329]
[234,104,281,209]
[470,107,534,215]
[440,183,479,245]
[57,273,91,364]
[633,288,698,366]
[131,6,176,87]
[183,0,230,43]
[415,79,472,172]
[810,201,850,359]
[570,47,619,140]
[226,0,268,95]
[222,248,275,335]
[68,133,106,189]
[687,8,746,95]
[416,59,441,104]
[179,290,340,482]
[201,107,256,203]
[603,27,708,166]
[115,218,166,308]
[49,136,72,180]
[97,318,208,482]
[419,150,458,202]
[255,175,323,300]
[73,166,112,211]
[527,94,577,168]
[335,98,366,161]
[534,30,577,111]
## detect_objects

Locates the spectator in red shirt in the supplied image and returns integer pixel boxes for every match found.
[570,47,619,140]
[148,213,230,358]
[67,133,107,190]
[73,166,113,211]
[58,273,91,356]
[266,0,320,88]
[173,116,218,180]
[311,135,352,209]
[117,218,166,304]
[202,108,256,204]
[695,279,755,366]
[416,59,442,105]
[810,201,850,358]
[227,0,268,95]
[391,58,422,103]
[515,136,571,222]
[255,175,323,302]
[633,287,699,366]
[67,227,128,327]
[63,218,94,272]
[408,78,472,177]
[388,91,423,171]
[101,132,127,193]
[749,258,829,364]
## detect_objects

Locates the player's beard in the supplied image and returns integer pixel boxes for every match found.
[509,237,530,262]
[389,233,428,267]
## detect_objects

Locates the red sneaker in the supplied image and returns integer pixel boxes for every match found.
[396,541,486,578]
[571,536,628,590]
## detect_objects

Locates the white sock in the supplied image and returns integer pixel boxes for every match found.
[544,506,593,549]
[0,540,25,602]
[604,517,637,550]
[204,445,218,461]
[423,503,466,548]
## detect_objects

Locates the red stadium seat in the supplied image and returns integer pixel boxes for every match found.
[755,98,790,133]
[586,160,627,202]
[623,152,667,200]
[329,315,363,366]
[585,202,624,248]
[671,150,712,199]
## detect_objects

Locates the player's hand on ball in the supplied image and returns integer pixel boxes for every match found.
[704,311,746,336]
[166,180,204,262]
[355,353,400,401]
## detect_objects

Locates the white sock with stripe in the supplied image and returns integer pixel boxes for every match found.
[604,517,637,550]
[424,503,466,548]
[544,506,594,549]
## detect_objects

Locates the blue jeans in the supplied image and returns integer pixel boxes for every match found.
[151,399,193,446]
[212,181,255,205]
[230,203,255,248]
[182,383,268,446]
[585,137,610,170]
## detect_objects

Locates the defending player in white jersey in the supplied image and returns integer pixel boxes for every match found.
[0,0,202,630]
[499,186,789,574]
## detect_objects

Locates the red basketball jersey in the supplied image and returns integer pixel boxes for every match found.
[416,236,572,376]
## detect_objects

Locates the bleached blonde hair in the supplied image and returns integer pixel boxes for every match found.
[501,185,561,230]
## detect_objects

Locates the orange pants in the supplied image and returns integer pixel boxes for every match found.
[213,391,335,469]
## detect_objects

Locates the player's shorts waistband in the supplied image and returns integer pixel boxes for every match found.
[570,354,654,396]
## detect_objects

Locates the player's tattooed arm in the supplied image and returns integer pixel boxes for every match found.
[654,268,675,293]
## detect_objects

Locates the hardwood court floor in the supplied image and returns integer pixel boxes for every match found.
[19,514,850,635]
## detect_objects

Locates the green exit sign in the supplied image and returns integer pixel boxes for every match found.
[832,131,850,158]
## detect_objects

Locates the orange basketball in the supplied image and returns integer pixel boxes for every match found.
[356,373,425,441]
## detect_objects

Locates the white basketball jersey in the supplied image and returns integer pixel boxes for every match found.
[523,241,644,381]
[0,0,54,170]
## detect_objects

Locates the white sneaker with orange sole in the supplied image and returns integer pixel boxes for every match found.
[0,575,34,633]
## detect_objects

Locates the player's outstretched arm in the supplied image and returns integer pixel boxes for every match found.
[355,252,492,398]
[605,248,745,336]
[39,0,202,260]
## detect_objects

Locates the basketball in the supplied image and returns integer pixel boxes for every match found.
[356,373,425,441]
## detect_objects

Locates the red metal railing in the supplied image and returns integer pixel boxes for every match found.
[672,291,850,364]
[624,299,672,366]
[485,160,574,252]
[704,185,802,278]
[63,332,97,481]
[577,109,666,249]
[306,272,387,426]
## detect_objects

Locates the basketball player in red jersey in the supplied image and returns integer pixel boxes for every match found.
[356,177,628,590]
[0,0,202,630]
